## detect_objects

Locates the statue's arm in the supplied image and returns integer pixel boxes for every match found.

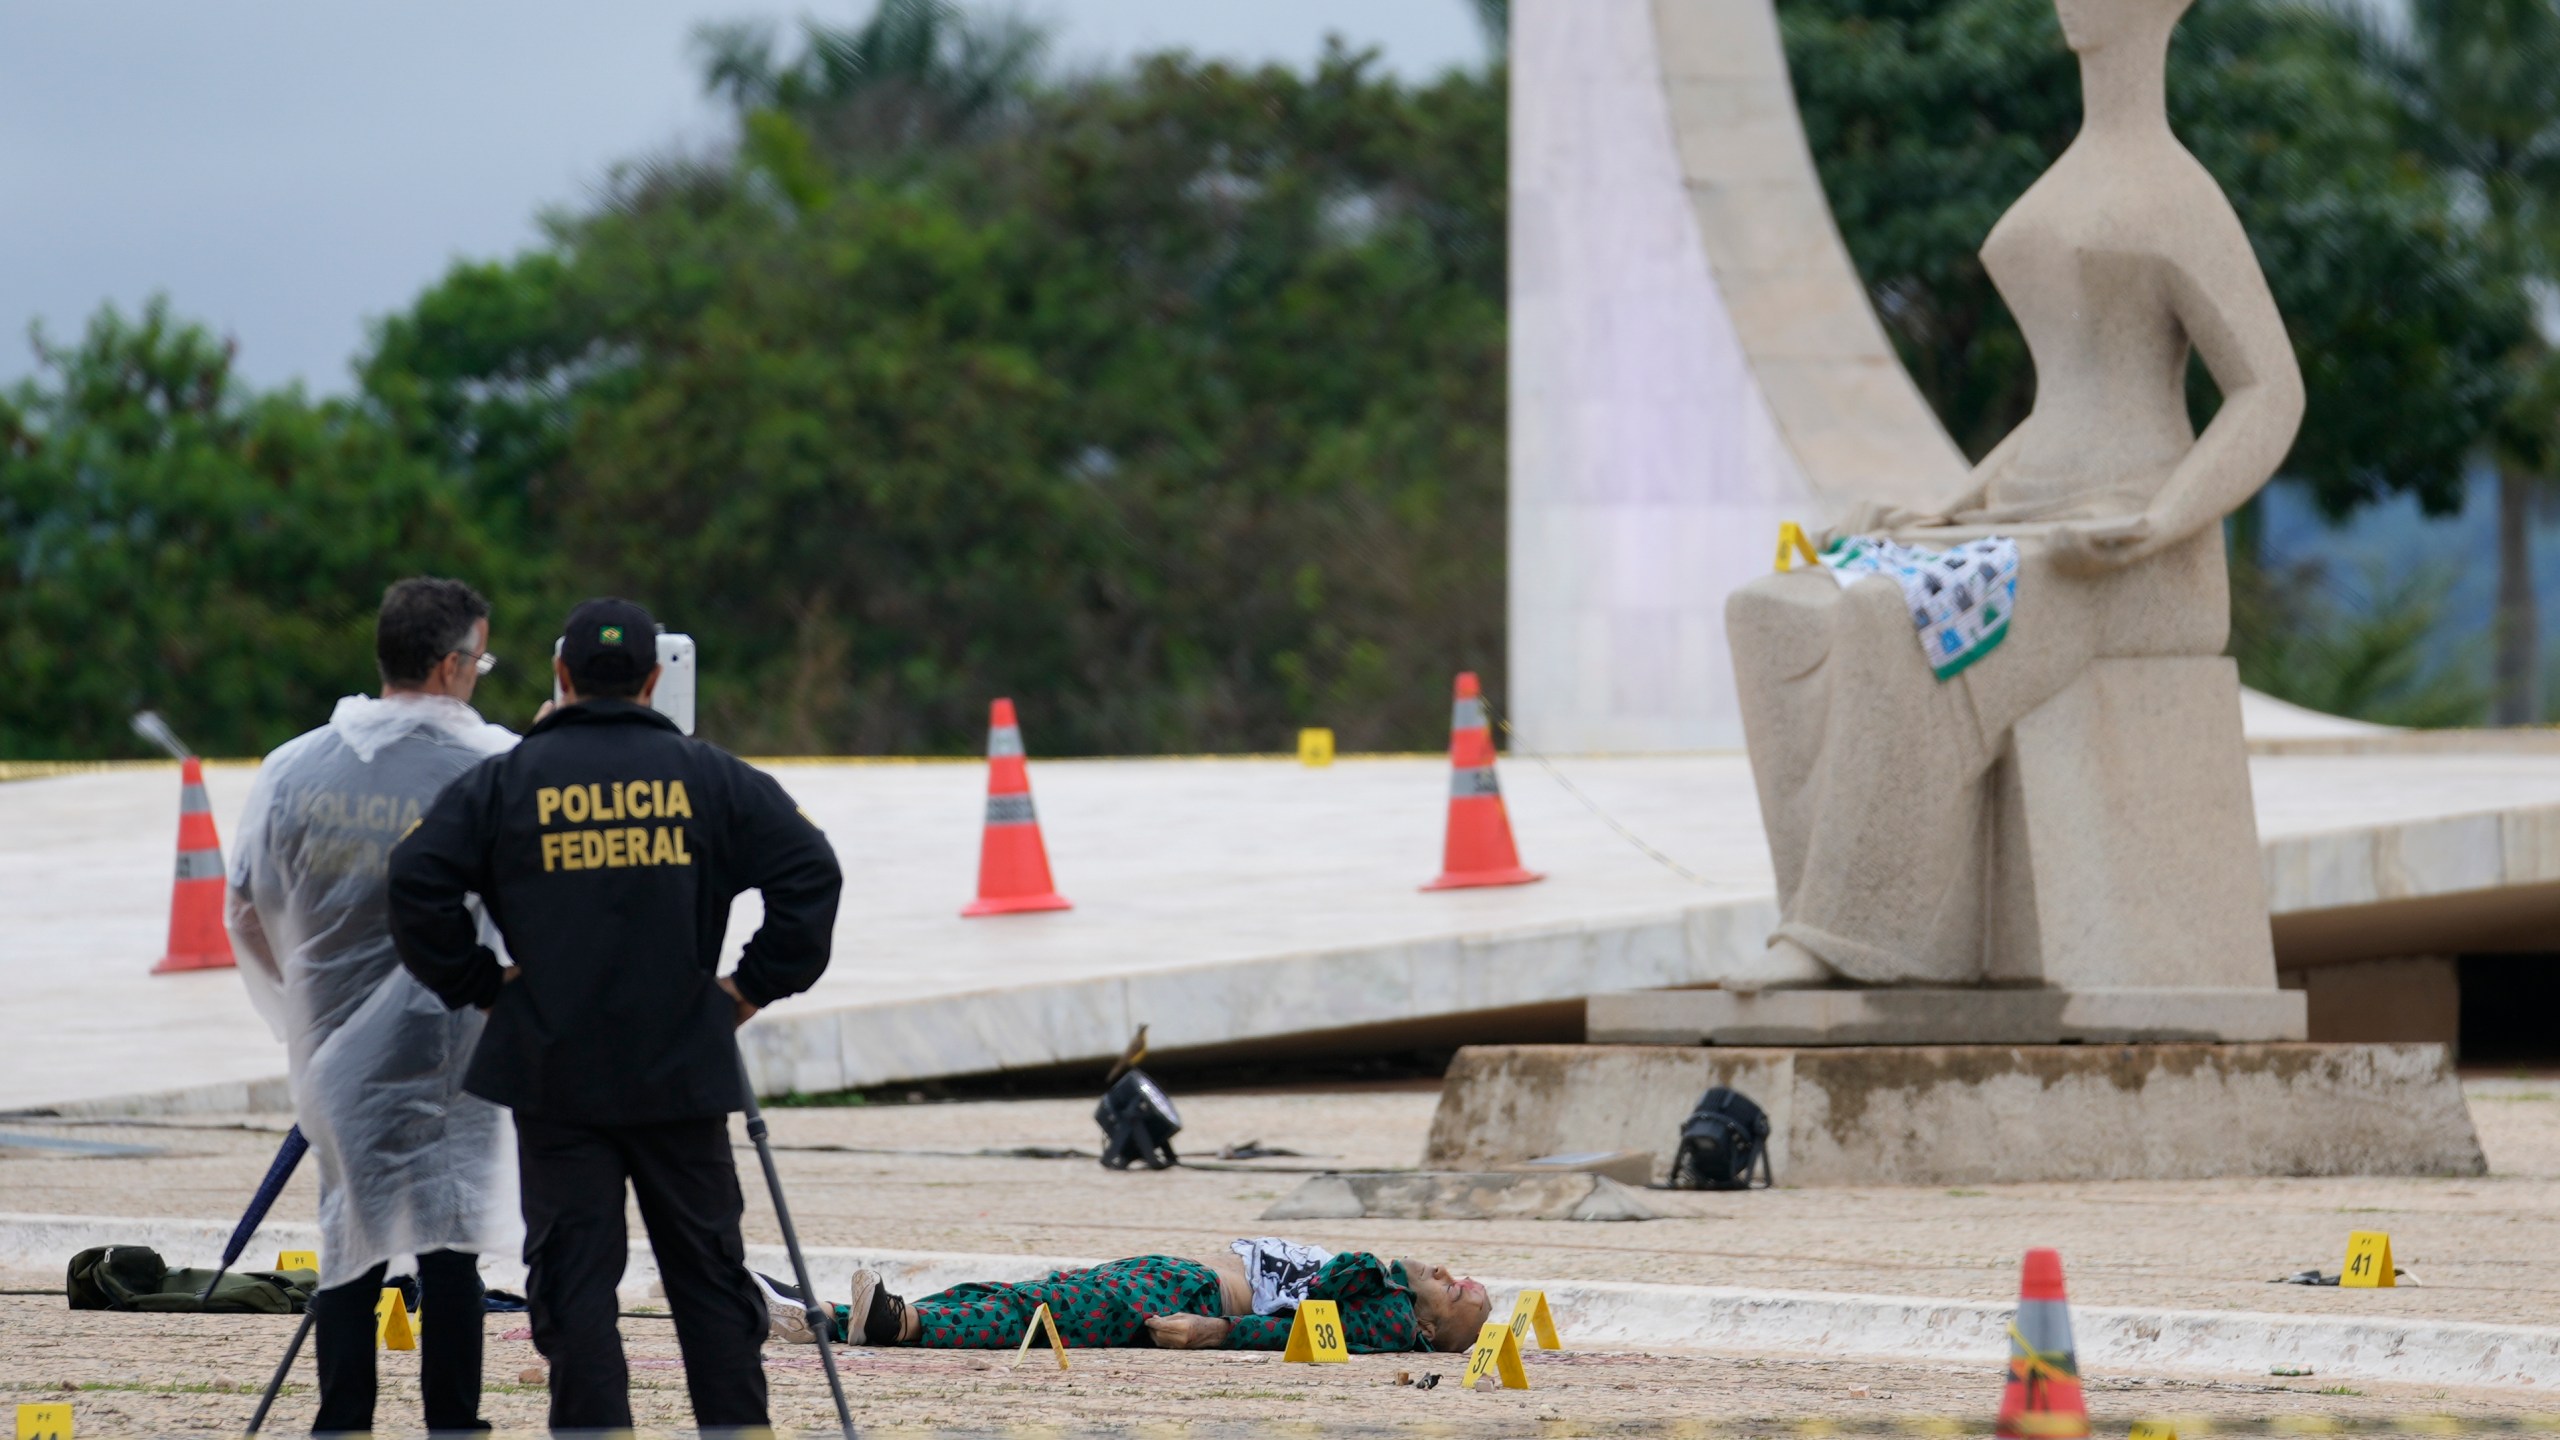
[1826,433,2011,544]
[2148,209,2306,546]
[1946,428,2020,516]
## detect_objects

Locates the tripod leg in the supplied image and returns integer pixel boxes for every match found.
[738,1052,856,1439]
[245,1305,317,1435]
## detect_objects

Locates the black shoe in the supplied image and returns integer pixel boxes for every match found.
[753,1270,818,1343]
[843,1269,911,1345]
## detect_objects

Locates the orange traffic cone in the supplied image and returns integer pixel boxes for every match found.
[1423,672,1543,891]
[1997,1248,2088,1439]
[151,757,236,974]
[962,698,1072,917]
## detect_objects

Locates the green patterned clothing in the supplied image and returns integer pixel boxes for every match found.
[1222,1252,1426,1352]
[878,1252,1427,1353]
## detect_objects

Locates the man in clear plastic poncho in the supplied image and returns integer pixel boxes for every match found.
[227,577,520,1435]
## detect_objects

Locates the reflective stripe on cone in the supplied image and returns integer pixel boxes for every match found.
[963,697,1072,917]
[1424,671,1542,891]
[152,756,237,974]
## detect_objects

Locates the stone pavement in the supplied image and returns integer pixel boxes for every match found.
[7,749,2560,1113]
[11,1079,2560,1324]
[10,1079,2560,1432]
[13,1301,2543,1437]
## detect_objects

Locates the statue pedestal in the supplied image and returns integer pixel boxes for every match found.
[1425,1042,2481,1187]
[1586,985,2306,1046]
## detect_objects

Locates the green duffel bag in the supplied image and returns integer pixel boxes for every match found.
[65,1245,316,1314]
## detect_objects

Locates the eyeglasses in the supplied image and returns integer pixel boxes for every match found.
[451,648,499,677]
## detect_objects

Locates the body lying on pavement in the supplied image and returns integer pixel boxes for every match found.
[761,1237,1494,1354]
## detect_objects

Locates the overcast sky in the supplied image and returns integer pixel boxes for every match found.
[0,1,1489,394]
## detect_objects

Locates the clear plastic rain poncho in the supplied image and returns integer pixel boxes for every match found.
[226,693,521,1290]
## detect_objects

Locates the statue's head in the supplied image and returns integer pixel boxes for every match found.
[2053,0,2193,54]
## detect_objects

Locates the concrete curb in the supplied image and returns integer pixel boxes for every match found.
[5,1076,296,1119]
[7,1212,2556,1389]
[1543,1280,2560,1391]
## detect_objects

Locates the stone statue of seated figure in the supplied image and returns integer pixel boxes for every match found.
[1724,0,2307,1007]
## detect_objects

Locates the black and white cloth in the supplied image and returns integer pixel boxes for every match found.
[1819,534,2021,681]
[1229,1236,1336,1317]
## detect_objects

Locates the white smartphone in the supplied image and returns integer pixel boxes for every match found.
[551,631,698,736]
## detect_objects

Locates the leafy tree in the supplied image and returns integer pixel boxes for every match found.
[693,0,1047,161]
[2231,561,2488,726]
[8,0,2541,756]
[363,42,1507,755]
[0,301,501,756]
[1784,0,2529,519]
[2337,0,2560,720]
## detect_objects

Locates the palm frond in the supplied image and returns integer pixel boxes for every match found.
[692,19,783,109]
[697,0,1051,156]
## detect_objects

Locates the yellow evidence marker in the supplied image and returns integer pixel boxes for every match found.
[2341,1231,2396,1288]
[276,1250,318,1274]
[2128,1422,2179,1440]
[377,1288,418,1350]
[1462,1320,1528,1390]
[1281,1299,1350,1363]
[1010,1301,1069,1371]
[1507,1289,1560,1350]
[1773,522,1823,573]
[1297,728,1336,768]
[15,1404,71,1440]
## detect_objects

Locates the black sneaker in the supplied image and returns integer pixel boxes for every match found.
[844,1268,912,1345]
[752,1270,816,1344]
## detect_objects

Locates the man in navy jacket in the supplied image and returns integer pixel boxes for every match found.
[392,597,841,1432]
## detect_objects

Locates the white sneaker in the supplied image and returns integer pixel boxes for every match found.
[753,1270,815,1345]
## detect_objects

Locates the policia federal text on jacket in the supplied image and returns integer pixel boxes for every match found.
[389,597,842,1433]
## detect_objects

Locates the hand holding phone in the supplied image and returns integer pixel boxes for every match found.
[550,631,698,735]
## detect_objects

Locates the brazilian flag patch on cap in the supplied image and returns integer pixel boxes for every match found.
[601,625,624,644]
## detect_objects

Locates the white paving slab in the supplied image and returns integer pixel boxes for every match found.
[8,749,2560,1113]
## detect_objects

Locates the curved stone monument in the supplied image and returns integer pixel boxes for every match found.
[1536,0,2307,1042]
[1441,0,2477,1181]
[1507,0,1964,754]
[1698,0,2309,1041]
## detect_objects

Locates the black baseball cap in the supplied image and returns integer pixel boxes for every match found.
[559,597,659,691]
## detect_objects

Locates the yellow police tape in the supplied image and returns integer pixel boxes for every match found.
[834,1420,2560,1439]
[0,760,259,784]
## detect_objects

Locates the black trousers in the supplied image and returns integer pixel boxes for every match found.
[311,1248,485,1434]
[517,1113,769,1431]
